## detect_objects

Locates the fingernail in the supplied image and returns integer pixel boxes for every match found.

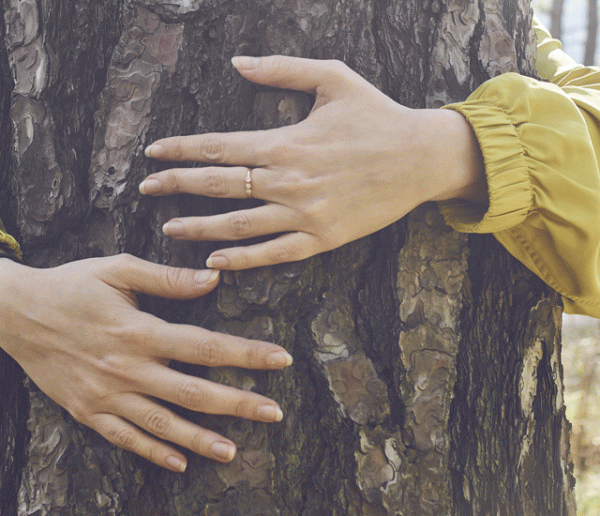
[231,56,259,70]
[139,178,162,195]
[206,255,230,269]
[257,405,284,422]
[211,441,236,462]
[145,144,165,158]
[166,455,187,473]
[195,269,220,284]
[267,351,293,368]
[163,220,184,237]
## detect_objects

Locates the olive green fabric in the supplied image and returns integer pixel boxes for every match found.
[441,19,600,317]
[0,219,21,260]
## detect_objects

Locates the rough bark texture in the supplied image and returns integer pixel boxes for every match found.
[0,1,576,515]
[551,0,564,42]
[584,0,598,65]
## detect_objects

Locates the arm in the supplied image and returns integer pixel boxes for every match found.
[0,254,292,471]
[141,22,600,318]
[439,19,600,317]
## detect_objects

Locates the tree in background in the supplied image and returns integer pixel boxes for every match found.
[0,0,576,515]
[551,0,565,40]
[584,0,598,65]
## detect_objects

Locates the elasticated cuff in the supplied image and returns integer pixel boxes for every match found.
[0,229,22,261]
[438,101,532,234]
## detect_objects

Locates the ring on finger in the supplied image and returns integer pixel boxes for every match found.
[245,169,252,198]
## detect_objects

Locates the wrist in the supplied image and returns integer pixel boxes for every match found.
[426,109,487,204]
[0,259,30,356]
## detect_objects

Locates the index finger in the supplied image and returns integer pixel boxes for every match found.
[145,129,276,165]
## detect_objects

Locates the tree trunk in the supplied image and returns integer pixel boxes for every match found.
[584,0,598,65]
[0,1,576,515]
[551,0,565,41]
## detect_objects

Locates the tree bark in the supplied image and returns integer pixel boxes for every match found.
[0,1,576,515]
[584,0,598,65]
[551,0,565,41]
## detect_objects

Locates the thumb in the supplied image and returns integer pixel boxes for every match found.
[231,55,354,96]
[102,254,220,299]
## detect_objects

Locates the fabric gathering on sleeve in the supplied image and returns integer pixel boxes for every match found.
[439,18,600,318]
[0,219,22,261]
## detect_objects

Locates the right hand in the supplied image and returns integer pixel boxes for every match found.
[0,255,292,472]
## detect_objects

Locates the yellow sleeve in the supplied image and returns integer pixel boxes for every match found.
[439,18,600,317]
[0,218,21,260]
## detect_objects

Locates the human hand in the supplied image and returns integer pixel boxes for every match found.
[0,255,292,472]
[141,55,485,270]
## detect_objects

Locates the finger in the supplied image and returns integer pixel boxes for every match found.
[86,412,190,472]
[140,166,264,199]
[231,55,356,96]
[140,166,277,200]
[162,204,297,242]
[102,254,220,299]
[206,232,320,270]
[141,321,293,369]
[112,394,238,464]
[145,129,279,166]
[136,365,284,423]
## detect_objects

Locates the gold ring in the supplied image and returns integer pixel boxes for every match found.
[245,169,252,198]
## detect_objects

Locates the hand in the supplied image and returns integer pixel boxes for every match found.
[140,55,486,270]
[0,255,292,472]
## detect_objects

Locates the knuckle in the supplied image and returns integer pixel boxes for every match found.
[233,397,250,419]
[202,169,229,196]
[177,380,206,409]
[303,202,328,230]
[145,446,158,466]
[194,336,223,367]
[96,351,129,381]
[275,170,306,197]
[232,252,253,270]
[199,135,225,162]
[268,54,293,73]
[113,322,148,351]
[267,241,305,265]
[111,252,136,270]
[241,343,259,368]
[228,212,252,238]
[167,141,183,160]
[109,428,138,451]
[145,409,172,438]
[190,432,207,455]
[326,58,349,73]
[324,59,354,87]
[263,136,296,163]
[164,171,183,193]
[161,265,188,293]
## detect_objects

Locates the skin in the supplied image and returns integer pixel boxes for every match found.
[0,255,292,472]
[141,55,487,270]
[0,55,485,474]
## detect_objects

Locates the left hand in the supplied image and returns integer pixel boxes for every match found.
[141,55,485,270]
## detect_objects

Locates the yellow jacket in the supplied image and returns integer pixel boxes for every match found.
[0,220,21,261]
[440,19,600,317]
[2,20,599,316]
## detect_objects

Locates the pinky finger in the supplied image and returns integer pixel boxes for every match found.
[206,232,320,270]
[87,413,189,473]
